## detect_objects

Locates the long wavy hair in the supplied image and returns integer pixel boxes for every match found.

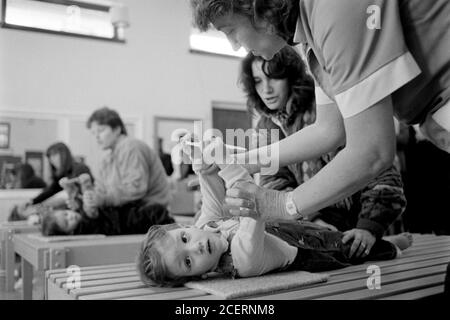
[46,142,75,180]
[239,46,314,125]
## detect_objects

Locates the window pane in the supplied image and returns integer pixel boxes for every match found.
[4,0,114,39]
[190,28,247,58]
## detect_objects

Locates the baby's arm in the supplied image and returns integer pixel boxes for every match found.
[218,165,297,277]
[194,168,230,228]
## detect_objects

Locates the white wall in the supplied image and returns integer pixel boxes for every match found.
[0,0,246,150]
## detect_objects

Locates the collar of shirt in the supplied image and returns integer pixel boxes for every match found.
[104,134,127,163]
[112,135,127,155]
[292,1,307,45]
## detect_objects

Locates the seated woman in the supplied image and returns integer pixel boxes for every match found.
[9,142,92,221]
[80,107,171,221]
[137,135,412,287]
[40,174,174,236]
[240,47,407,257]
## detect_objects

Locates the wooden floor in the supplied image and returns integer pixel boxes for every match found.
[43,233,449,300]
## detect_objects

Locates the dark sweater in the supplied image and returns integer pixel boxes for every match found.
[22,176,47,189]
[73,201,174,235]
[32,162,92,204]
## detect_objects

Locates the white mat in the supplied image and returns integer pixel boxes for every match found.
[185,271,329,299]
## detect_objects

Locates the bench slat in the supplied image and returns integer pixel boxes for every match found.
[71,281,146,298]
[50,266,136,283]
[64,276,140,289]
[324,256,450,286]
[115,289,208,300]
[249,264,447,300]
[379,285,444,300]
[78,287,190,300]
[47,263,134,279]
[317,274,446,300]
[56,270,137,286]
[329,251,450,276]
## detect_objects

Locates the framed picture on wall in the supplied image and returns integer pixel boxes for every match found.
[0,122,11,149]
[25,151,44,178]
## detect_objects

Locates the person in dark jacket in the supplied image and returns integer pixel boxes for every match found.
[9,142,92,222]
[16,163,46,189]
[31,142,92,205]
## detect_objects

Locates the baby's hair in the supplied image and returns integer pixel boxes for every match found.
[137,223,195,287]
[40,209,68,236]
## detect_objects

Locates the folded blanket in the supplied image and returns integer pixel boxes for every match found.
[185,271,329,299]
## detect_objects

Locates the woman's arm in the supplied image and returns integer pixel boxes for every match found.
[194,168,229,228]
[31,180,61,204]
[291,96,396,215]
[235,101,345,175]
[226,97,396,220]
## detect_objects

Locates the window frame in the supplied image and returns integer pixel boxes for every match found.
[0,0,125,43]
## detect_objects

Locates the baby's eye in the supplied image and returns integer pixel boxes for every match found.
[254,78,261,84]
[185,256,192,269]
[181,233,188,243]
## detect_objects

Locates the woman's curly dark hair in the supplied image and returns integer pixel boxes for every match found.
[239,46,315,125]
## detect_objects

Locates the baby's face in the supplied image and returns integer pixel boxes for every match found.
[157,227,228,278]
[54,210,81,233]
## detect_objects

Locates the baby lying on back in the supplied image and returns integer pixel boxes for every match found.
[137,134,413,287]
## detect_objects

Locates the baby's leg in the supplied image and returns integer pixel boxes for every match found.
[383,232,413,251]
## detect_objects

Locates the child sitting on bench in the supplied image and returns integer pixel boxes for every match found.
[137,134,412,287]
[40,174,175,236]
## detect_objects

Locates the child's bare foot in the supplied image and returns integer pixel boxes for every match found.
[384,233,413,251]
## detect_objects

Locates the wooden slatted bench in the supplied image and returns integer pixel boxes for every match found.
[0,221,39,291]
[45,233,450,300]
[13,233,145,300]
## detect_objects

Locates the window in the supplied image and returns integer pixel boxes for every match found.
[1,0,129,42]
[189,28,247,58]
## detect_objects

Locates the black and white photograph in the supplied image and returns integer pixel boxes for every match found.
[0,0,448,311]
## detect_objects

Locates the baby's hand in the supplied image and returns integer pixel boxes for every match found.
[27,214,40,226]
[203,137,247,170]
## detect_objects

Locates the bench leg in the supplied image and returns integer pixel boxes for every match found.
[5,231,16,291]
[21,258,33,300]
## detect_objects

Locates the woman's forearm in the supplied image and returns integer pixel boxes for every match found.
[292,146,388,216]
[292,97,396,216]
[236,122,344,175]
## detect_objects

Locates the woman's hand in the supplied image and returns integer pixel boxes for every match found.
[224,184,259,219]
[224,181,295,221]
[342,228,376,258]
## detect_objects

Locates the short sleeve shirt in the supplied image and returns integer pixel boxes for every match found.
[294,0,450,125]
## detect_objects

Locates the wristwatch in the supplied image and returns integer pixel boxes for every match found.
[285,191,305,220]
